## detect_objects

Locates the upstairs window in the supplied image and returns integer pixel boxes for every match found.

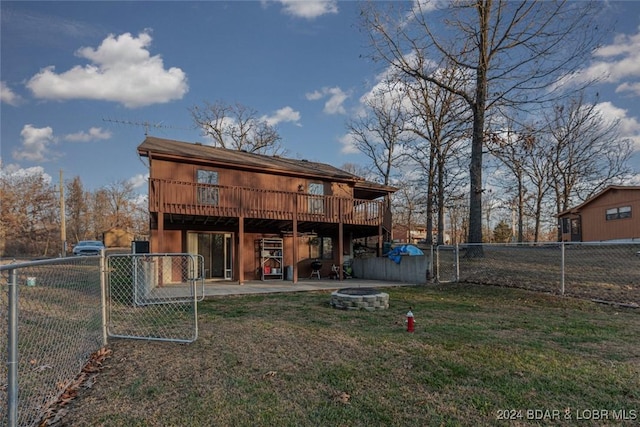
[197,169,219,205]
[605,206,631,221]
[308,182,325,214]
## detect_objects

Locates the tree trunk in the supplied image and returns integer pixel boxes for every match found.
[437,157,446,246]
[468,0,490,249]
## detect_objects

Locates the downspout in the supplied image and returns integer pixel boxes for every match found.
[292,193,298,283]
[338,200,344,280]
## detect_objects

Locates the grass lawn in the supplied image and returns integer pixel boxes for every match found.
[59,284,639,426]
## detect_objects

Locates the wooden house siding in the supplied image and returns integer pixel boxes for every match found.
[149,158,354,197]
[558,186,640,242]
[138,136,396,283]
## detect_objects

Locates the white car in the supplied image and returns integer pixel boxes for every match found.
[72,240,105,256]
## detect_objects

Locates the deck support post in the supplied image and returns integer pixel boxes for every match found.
[157,212,164,252]
[338,201,344,280]
[238,216,245,284]
[292,195,298,283]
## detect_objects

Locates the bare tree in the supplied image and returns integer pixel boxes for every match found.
[339,162,375,182]
[89,189,111,240]
[403,66,470,245]
[102,180,137,230]
[521,127,555,242]
[190,101,285,155]
[482,189,500,243]
[487,123,536,242]
[0,166,58,256]
[446,193,469,245]
[361,0,602,245]
[546,93,633,221]
[130,196,150,240]
[391,181,427,243]
[66,176,91,242]
[345,85,410,186]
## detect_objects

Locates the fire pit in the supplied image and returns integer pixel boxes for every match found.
[330,287,389,310]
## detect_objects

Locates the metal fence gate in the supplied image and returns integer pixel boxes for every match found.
[435,245,459,283]
[106,253,204,343]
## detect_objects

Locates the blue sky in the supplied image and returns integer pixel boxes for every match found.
[2,1,640,193]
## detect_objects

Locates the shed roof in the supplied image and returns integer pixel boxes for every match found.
[137,136,396,199]
[557,185,640,217]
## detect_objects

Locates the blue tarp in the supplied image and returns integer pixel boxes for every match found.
[387,244,424,264]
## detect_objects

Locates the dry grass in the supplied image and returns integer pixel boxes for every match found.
[448,244,640,305]
[54,284,640,427]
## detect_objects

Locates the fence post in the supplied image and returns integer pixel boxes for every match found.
[7,269,18,427]
[435,246,440,282]
[428,245,434,282]
[455,244,460,282]
[560,242,565,296]
[100,250,108,346]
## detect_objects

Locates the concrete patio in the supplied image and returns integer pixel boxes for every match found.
[199,278,419,297]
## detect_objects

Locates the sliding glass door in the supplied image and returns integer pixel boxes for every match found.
[188,232,233,280]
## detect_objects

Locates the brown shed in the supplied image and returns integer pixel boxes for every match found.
[102,227,135,248]
[557,186,640,242]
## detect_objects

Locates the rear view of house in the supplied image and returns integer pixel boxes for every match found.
[557,186,640,242]
[137,137,396,283]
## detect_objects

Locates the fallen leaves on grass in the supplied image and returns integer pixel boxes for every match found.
[332,391,351,405]
[262,370,278,379]
[38,347,112,427]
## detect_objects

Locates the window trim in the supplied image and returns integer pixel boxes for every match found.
[605,206,632,221]
[309,236,333,260]
[196,169,219,205]
[307,182,325,214]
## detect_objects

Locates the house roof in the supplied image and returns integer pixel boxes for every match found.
[557,185,640,217]
[137,136,396,199]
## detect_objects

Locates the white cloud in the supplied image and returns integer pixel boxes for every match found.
[277,0,338,19]
[557,28,640,96]
[128,173,149,190]
[324,87,349,114]
[615,81,640,97]
[306,86,349,115]
[1,81,24,106]
[26,31,188,108]
[64,127,112,142]
[261,106,301,126]
[305,90,323,101]
[0,162,52,184]
[338,132,359,155]
[595,101,640,152]
[12,124,58,162]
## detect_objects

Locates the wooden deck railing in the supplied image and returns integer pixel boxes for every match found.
[149,178,387,226]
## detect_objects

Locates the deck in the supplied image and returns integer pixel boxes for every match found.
[148,178,390,227]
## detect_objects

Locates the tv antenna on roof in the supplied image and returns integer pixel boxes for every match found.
[102,118,192,136]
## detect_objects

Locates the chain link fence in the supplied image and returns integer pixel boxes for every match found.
[0,256,104,427]
[106,253,202,343]
[436,242,640,306]
[1,252,203,426]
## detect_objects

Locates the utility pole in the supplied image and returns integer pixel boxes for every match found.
[60,169,67,256]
